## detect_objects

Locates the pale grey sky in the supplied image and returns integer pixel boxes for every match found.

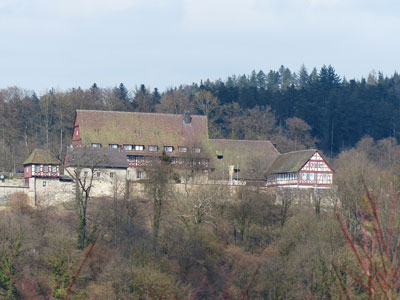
[0,0,399,94]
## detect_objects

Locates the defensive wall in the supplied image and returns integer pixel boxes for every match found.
[0,176,340,208]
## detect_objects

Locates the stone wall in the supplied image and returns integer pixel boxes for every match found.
[0,185,29,205]
[0,178,25,187]
[0,171,339,208]
[29,177,74,206]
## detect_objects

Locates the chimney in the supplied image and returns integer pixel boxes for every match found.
[183,111,191,125]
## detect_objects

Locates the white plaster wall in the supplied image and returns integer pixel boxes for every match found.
[65,167,127,199]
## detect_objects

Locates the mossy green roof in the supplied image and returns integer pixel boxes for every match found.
[267,149,317,174]
[76,110,209,156]
[209,139,280,180]
[23,149,60,165]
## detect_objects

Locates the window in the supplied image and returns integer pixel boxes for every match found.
[110,172,114,178]
[97,172,101,178]
[44,165,48,173]
[109,144,119,149]
[137,156,143,163]
[92,143,102,148]
[51,166,57,173]
[135,145,144,151]
[193,147,201,153]
[146,156,151,163]
[137,171,142,179]
[200,159,206,166]
[217,155,223,159]
[149,145,158,152]
[164,146,173,153]
[35,165,40,172]
[128,155,135,162]
[84,171,88,178]
[43,181,46,187]
[123,144,133,151]
[178,157,183,164]
[178,147,187,153]
[171,157,176,164]
[76,129,79,136]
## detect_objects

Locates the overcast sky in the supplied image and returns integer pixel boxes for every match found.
[0,0,399,94]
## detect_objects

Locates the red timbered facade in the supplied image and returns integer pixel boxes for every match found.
[267,150,333,188]
[23,149,61,186]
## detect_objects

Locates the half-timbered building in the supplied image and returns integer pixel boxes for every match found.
[23,149,61,186]
[266,149,334,188]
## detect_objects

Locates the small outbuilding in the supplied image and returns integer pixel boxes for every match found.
[23,149,61,186]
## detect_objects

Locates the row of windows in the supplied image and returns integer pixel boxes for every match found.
[34,165,58,173]
[127,155,208,166]
[300,173,329,180]
[171,157,207,165]
[308,162,327,169]
[271,173,298,181]
[91,143,201,153]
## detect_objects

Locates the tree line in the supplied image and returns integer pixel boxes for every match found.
[1,65,400,172]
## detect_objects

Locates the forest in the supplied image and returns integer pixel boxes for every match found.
[1,64,400,172]
[2,65,400,299]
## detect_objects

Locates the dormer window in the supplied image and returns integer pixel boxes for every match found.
[124,144,133,151]
[109,144,119,149]
[178,147,187,153]
[92,143,102,148]
[52,166,57,173]
[149,145,158,152]
[164,146,173,153]
[193,147,201,153]
[135,145,144,151]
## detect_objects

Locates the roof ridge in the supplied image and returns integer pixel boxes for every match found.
[209,138,274,143]
[76,109,206,118]
[280,149,317,155]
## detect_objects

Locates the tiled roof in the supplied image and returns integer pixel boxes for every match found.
[66,147,128,169]
[23,149,60,165]
[209,139,280,180]
[267,149,317,174]
[75,110,209,157]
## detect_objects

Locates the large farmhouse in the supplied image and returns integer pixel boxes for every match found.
[70,110,209,180]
